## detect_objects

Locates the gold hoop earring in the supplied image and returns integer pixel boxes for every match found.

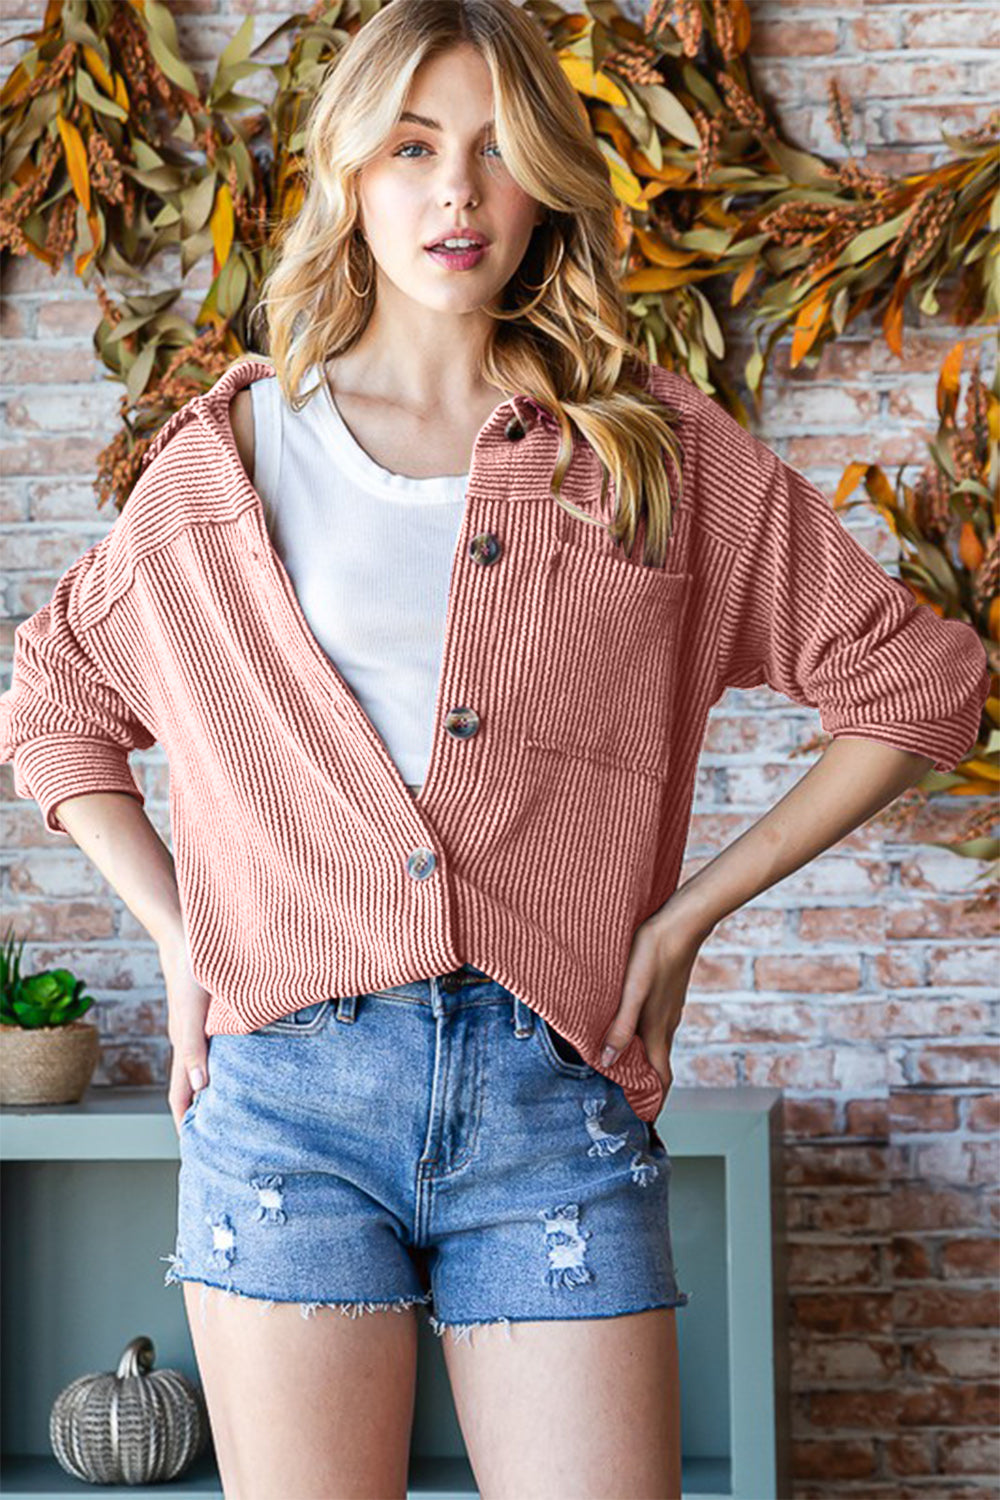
[344,235,374,298]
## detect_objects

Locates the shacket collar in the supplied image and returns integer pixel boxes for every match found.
[139,357,560,478]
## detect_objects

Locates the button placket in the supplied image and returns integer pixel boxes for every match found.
[242,390,548,888]
[439,401,528,772]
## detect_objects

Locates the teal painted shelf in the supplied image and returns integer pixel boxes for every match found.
[1,1085,788,1499]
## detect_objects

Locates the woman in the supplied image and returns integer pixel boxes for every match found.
[0,0,989,1495]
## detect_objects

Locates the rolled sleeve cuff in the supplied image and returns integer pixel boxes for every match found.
[12,736,146,836]
[821,658,991,775]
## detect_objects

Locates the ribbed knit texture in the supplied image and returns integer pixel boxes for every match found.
[0,358,990,1120]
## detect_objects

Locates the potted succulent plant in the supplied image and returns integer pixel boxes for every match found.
[0,926,100,1105]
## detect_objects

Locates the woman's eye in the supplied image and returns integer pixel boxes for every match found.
[392,141,503,159]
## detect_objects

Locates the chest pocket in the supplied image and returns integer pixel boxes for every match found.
[523,540,691,780]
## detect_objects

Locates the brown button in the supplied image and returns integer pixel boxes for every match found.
[444,706,480,740]
[469,532,501,565]
[504,416,526,441]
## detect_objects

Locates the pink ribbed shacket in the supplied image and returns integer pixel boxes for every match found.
[0,357,990,1119]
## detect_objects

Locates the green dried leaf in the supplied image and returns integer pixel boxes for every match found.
[691,285,725,358]
[681,61,721,113]
[125,164,185,193]
[919,277,942,316]
[181,172,217,237]
[216,12,256,73]
[927,432,956,480]
[831,283,850,334]
[839,210,911,266]
[925,836,1000,861]
[216,254,249,317]
[910,536,961,595]
[675,227,734,254]
[210,87,263,114]
[764,138,836,189]
[151,202,182,229]
[125,339,159,405]
[637,84,701,149]
[181,223,214,278]
[131,139,168,171]
[74,66,128,123]
[143,0,201,96]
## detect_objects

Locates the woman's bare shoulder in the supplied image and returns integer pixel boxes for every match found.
[229,387,255,481]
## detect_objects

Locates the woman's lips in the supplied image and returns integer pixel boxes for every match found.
[424,243,489,270]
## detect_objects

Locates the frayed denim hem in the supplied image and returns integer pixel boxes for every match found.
[160,1252,434,1329]
[426,1291,693,1345]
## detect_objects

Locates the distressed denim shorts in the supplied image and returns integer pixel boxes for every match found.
[162,964,691,1342]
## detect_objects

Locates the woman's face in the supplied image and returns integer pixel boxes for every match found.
[356,43,546,315]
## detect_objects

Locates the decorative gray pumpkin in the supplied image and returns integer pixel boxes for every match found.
[49,1334,210,1484]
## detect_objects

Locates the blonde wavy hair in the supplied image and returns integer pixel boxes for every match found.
[247,0,684,567]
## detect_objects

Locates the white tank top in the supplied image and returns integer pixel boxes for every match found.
[249,363,470,796]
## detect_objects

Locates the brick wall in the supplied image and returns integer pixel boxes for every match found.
[1,3,996,1494]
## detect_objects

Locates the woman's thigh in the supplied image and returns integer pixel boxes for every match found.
[442,1305,681,1499]
[182,1281,420,1500]
[165,1000,435,1497]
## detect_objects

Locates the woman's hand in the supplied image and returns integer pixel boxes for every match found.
[159,928,213,1134]
[599,904,714,1094]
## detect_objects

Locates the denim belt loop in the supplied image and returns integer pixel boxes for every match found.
[335,994,358,1023]
[511,993,535,1039]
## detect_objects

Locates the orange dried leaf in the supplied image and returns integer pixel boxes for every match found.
[790,291,827,366]
[0,60,29,109]
[629,154,691,186]
[834,462,868,507]
[937,341,965,417]
[210,181,235,273]
[591,106,637,163]
[731,0,752,51]
[56,114,91,215]
[623,265,716,292]
[962,758,999,783]
[881,283,905,358]
[958,520,984,571]
[865,467,896,512]
[82,44,115,97]
[633,224,702,268]
[557,53,628,107]
[730,258,757,306]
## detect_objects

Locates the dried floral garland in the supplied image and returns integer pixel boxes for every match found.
[1,0,996,826]
[835,344,998,898]
[3,0,997,481]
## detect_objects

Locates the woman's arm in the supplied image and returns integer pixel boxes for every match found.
[660,734,936,941]
[52,791,184,949]
[54,790,214,1130]
[601,736,938,1079]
